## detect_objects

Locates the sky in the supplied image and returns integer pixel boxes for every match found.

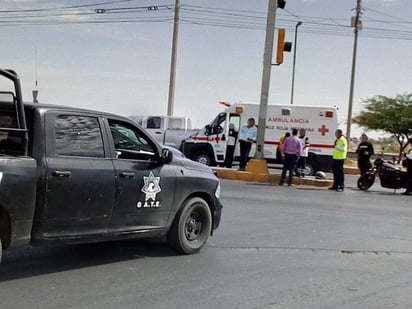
[1,0,411,139]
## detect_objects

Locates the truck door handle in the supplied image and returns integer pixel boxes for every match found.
[154,131,163,134]
[52,170,72,177]
[119,172,135,178]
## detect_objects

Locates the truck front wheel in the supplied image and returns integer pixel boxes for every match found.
[167,197,212,255]
[193,151,212,166]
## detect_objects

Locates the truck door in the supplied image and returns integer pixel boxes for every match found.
[207,112,227,163]
[106,118,176,232]
[42,113,116,237]
[208,112,241,163]
[224,114,241,161]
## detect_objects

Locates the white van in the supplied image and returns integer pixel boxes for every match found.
[181,102,339,175]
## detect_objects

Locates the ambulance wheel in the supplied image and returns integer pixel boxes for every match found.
[168,197,212,255]
[304,160,318,176]
[357,174,375,190]
[193,151,212,166]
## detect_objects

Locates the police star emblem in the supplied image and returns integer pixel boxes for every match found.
[141,172,161,201]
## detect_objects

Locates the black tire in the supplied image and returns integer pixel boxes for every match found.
[303,161,316,176]
[193,151,212,166]
[168,197,212,255]
[299,157,318,176]
[357,174,375,190]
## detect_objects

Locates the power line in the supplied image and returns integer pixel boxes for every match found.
[362,5,412,33]
[1,2,412,41]
[0,0,140,13]
[363,6,411,23]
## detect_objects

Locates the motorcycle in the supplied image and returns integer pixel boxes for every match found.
[357,157,408,191]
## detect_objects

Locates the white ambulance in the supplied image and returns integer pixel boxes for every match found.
[181,102,339,175]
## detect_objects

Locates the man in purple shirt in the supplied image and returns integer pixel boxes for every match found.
[279,128,302,186]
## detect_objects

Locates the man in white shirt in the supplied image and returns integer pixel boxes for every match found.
[238,118,257,171]
[296,128,310,177]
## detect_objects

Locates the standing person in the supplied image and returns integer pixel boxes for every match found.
[223,123,238,168]
[279,128,301,186]
[356,133,374,175]
[401,149,412,195]
[329,129,348,192]
[277,132,290,162]
[238,118,257,171]
[296,128,310,177]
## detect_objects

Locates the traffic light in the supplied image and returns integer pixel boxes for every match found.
[276,28,292,65]
[277,0,286,9]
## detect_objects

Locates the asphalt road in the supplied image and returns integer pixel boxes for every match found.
[1,177,412,309]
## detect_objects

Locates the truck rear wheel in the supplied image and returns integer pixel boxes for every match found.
[167,197,212,255]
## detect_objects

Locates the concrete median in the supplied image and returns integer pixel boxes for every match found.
[212,158,360,187]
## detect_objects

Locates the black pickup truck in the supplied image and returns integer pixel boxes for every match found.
[0,69,222,263]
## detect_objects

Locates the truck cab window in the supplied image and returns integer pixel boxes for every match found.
[209,112,226,135]
[0,131,23,155]
[0,93,18,128]
[109,120,156,160]
[228,114,241,132]
[146,117,161,129]
[168,118,183,129]
[0,97,25,155]
[55,115,104,158]
[0,113,18,128]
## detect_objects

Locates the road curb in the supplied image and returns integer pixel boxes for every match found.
[212,165,359,187]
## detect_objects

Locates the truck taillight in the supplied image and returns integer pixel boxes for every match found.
[325,111,334,118]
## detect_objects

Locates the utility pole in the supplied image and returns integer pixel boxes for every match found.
[254,0,277,161]
[346,0,362,140]
[167,0,180,116]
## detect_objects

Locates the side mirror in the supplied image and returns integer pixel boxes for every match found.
[161,148,173,163]
[204,125,210,136]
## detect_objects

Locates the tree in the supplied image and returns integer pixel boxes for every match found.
[353,93,412,162]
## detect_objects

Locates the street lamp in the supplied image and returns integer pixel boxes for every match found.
[290,21,302,105]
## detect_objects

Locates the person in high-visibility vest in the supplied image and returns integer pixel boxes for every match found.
[329,129,348,192]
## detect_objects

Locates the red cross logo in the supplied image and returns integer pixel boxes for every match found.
[318,125,329,136]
